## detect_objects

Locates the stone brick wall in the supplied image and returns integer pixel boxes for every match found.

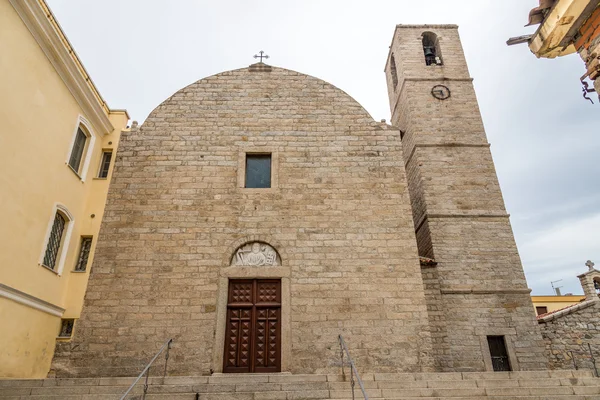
[575,5,600,100]
[420,263,448,371]
[51,66,434,377]
[539,301,600,372]
[385,25,546,371]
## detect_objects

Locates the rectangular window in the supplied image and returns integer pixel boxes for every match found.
[487,336,511,372]
[58,319,75,338]
[535,306,548,315]
[43,212,66,270]
[69,127,87,172]
[245,154,271,188]
[74,237,93,272]
[98,151,112,178]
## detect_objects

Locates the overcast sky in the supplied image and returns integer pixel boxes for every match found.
[46,0,599,295]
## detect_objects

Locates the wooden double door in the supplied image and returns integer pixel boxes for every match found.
[223,279,281,373]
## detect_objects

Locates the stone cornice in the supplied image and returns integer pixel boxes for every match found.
[404,142,490,167]
[577,268,600,278]
[9,0,116,135]
[396,24,459,29]
[428,213,510,219]
[414,212,510,235]
[441,287,532,295]
[0,283,65,317]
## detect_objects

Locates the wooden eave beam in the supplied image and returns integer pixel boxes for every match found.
[529,0,591,58]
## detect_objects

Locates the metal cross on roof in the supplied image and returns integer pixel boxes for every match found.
[253,51,269,63]
[586,260,595,271]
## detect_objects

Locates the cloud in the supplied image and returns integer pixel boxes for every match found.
[520,211,600,295]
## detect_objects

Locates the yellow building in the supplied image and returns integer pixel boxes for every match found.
[0,0,128,378]
[531,294,586,316]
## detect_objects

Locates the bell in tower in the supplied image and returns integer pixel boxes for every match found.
[422,32,442,66]
[423,45,437,65]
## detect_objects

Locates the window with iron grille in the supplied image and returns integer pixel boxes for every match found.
[74,237,92,272]
[98,151,112,178]
[43,212,66,270]
[58,319,75,338]
[487,336,511,372]
[68,127,87,173]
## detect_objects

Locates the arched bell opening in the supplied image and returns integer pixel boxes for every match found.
[422,31,443,66]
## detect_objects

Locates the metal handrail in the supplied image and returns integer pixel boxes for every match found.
[119,338,173,400]
[565,343,598,377]
[589,343,599,377]
[338,335,369,400]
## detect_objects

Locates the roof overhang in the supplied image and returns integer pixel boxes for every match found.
[529,0,597,58]
[537,299,597,322]
[9,0,115,135]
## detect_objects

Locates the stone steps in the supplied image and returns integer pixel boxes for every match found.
[1,370,598,400]
[2,396,599,400]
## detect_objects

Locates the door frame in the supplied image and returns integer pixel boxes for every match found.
[223,279,282,373]
[478,328,520,372]
[212,255,291,373]
[486,335,512,372]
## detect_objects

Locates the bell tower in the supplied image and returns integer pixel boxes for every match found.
[385,25,546,371]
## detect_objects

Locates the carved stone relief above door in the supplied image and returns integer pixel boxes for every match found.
[231,242,281,267]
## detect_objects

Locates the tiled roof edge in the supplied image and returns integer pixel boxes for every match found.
[537,299,598,322]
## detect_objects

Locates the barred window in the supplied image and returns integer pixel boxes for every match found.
[69,127,88,173]
[58,319,75,338]
[74,237,92,272]
[43,212,66,270]
[487,336,511,371]
[98,151,112,178]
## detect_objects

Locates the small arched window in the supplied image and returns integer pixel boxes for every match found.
[67,116,96,181]
[390,53,399,90]
[40,204,74,275]
[594,278,600,295]
[422,32,443,66]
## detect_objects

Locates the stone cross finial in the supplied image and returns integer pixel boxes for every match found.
[253,51,269,63]
[586,260,595,271]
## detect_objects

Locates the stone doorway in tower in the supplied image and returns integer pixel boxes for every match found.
[223,279,281,373]
[487,336,512,372]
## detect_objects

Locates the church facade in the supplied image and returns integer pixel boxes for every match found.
[52,25,547,377]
